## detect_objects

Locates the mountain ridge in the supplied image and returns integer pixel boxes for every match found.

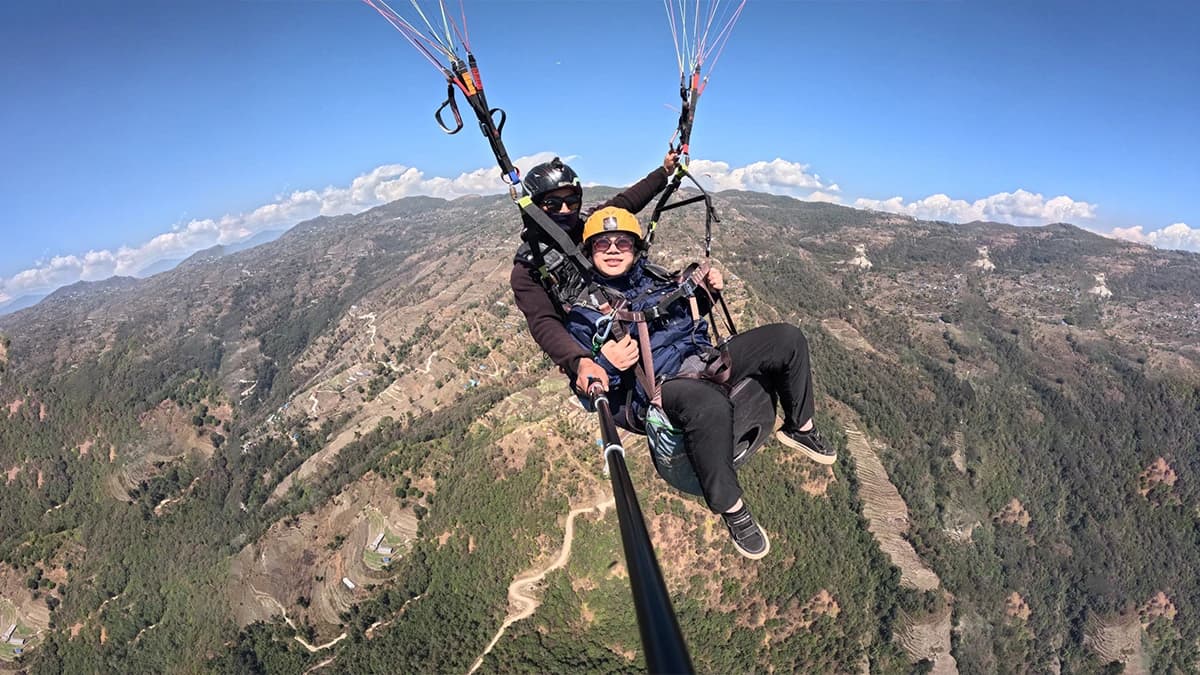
[1,190,1198,672]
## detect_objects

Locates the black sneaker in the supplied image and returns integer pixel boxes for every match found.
[722,505,771,560]
[777,426,837,465]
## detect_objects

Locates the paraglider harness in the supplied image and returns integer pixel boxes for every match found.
[514,237,592,315]
[582,259,733,427]
[358,2,762,669]
[418,26,760,498]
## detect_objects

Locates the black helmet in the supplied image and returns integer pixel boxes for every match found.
[522,157,581,201]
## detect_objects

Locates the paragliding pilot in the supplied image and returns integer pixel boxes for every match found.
[509,153,677,390]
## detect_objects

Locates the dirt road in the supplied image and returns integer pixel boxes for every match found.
[249,584,347,653]
[467,495,616,675]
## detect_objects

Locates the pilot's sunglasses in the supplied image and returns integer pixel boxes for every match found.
[538,193,582,212]
[589,234,636,254]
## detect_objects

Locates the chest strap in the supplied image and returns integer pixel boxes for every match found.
[600,260,713,409]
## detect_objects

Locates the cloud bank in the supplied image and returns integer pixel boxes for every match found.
[688,158,841,201]
[1,155,1192,307]
[1110,222,1200,252]
[853,189,1097,227]
[0,152,558,306]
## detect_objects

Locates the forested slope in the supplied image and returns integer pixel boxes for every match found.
[1,192,1197,672]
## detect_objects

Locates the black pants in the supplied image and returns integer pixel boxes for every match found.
[659,323,816,513]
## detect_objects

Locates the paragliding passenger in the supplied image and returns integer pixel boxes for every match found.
[564,207,836,560]
[510,153,678,392]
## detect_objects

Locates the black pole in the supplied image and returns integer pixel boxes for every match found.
[590,386,694,675]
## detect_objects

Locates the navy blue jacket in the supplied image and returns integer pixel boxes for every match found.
[566,259,713,429]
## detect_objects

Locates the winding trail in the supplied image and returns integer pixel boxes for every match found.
[467,496,616,675]
[249,584,347,653]
[153,476,203,515]
[358,312,378,349]
[302,591,427,674]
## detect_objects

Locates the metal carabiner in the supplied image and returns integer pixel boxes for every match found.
[591,313,615,355]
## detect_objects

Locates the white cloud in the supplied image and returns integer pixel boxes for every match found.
[853,189,1096,227]
[1110,222,1199,252]
[689,158,834,197]
[0,153,560,303]
[3,151,1188,309]
[803,191,843,204]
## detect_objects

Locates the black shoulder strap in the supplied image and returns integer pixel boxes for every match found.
[517,198,595,281]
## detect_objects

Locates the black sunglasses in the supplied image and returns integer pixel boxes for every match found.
[539,193,582,212]
[589,234,636,254]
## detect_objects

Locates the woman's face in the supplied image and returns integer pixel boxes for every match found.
[588,233,637,277]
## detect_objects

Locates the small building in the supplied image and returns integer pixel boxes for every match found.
[342,577,357,590]
[9,637,23,647]
[369,533,385,551]
[377,546,394,556]
[1,624,15,643]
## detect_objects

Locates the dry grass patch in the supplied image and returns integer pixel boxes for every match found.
[995,498,1031,528]
[1004,592,1031,621]
[1138,457,1178,498]
[1140,592,1177,624]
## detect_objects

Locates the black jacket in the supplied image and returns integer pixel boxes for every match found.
[509,166,669,375]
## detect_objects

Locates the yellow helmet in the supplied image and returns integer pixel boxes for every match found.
[582,206,644,245]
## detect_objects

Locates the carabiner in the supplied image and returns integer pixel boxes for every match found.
[591,313,615,355]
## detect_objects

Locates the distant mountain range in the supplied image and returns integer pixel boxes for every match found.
[0,228,289,317]
[1,191,1197,673]
[0,292,47,316]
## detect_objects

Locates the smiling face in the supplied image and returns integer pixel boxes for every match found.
[588,233,638,277]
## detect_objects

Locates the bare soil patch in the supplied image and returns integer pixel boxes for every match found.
[1004,591,1031,621]
[948,431,966,474]
[839,418,940,591]
[1085,613,1148,674]
[138,399,219,459]
[1138,457,1178,497]
[758,589,841,646]
[821,318,886,359]
[0,564,52,661]
[995,498,1031,528]
[895,605,958,675]
[229,474,417,639]
[1139,592,1177,623]
[772,449,837,497]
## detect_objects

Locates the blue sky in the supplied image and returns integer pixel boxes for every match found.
[2,0,1198,306]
